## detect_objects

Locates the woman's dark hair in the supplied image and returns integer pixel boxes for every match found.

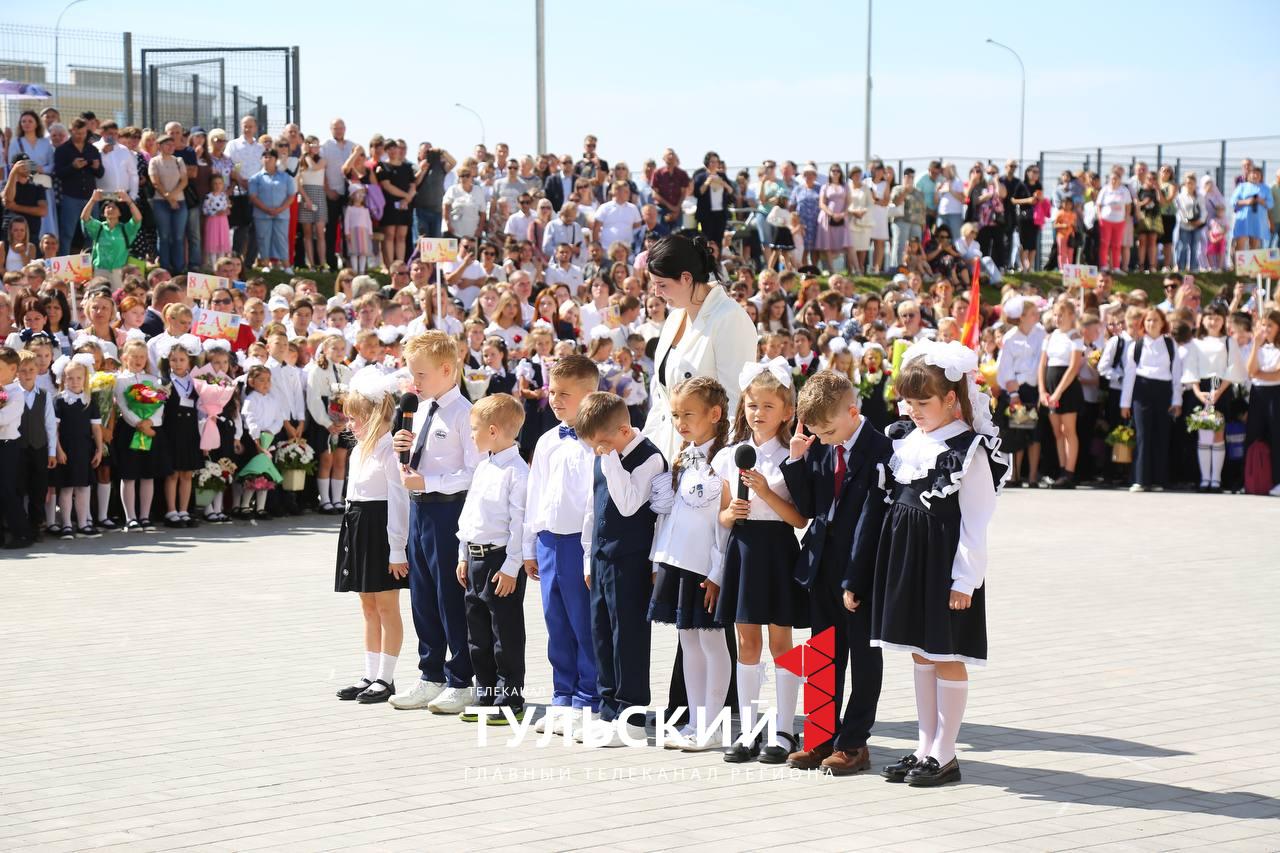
[1197,300,1229,338]
[38,288,71,333]
[703,150,719,168]
[17,109,44,138]
[646,233,717,285]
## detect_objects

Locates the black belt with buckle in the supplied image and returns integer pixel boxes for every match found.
[467,543,505,558]
[410,490,468,504]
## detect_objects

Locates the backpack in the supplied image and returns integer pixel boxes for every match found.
[1133,335,1175,367]
[1244,440,1274,495]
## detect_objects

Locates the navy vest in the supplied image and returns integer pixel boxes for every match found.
[19,388,47,449]
[592,436,664,560]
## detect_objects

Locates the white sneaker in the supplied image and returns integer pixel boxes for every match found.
[567,709,596,741]
[427,685,475,714]
[1270,484,1280,497]
[389,680,445,710]
[534,707,568,735]
[577,715,617,746]
[1129,484,1145,493]
[620,720,648,746]
[661,726,697,750]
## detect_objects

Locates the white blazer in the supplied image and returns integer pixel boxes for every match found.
[642,283,758,461]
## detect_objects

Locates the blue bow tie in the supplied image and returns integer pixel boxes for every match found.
[558,425,577,440]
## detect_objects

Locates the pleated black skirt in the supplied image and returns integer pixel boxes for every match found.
[1044,366,1085,415]
[714,519,808,627]
[335,500,409,593]
[649,563,724,630]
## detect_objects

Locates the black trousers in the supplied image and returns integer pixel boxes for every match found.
[1246,385,1280,483]
[325,194,346,269]
[810,558,882,751]
[1132,377,1173,487]
[1075,400,1100,480]
[697,211,730,250]
[0,441,31,541]
[591,551,652,722]
[16,443,49,529]
[464,547,527,708]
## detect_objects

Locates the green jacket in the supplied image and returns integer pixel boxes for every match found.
[83,217,140,270]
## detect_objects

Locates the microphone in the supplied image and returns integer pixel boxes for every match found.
[397,395,419,466]
[733,444,757,527]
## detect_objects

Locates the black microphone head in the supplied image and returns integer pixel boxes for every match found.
[734,444,757,469]
[399,394,419,414]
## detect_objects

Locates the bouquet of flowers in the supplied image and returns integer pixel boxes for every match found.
[245,475,275,492]
[856,369,883,401]
[1086,348,1103,370]
[464,370,489,401]
[123,381,169,450]
[89,370,117,424]
[194,459,237,490]
[327,383,349,432]
[191,365,237,451]
[1105,424,1136,447]
[1186,405,1224,433]
[1006,400,1039,429]
[274,438,317,473]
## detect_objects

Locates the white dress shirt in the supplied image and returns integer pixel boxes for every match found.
[581,430,668,577]
[889,420,995,596]
[114,371,165,428]
[347,432,410,564]
[1044,329,1084,367]
[457,445,529,577]
[405,314,464,338]
[0,380,22,440]
[242,389,285,439]
[594,200,642,249]
[225,136,264,192]
[1190,335,1231,383]
[710,435,793,523]
[1252,342,1280,387]
[545,262,584,292]
[320,138,355,195]
[650,438,729,584]
[1121,335,1184,409]
[265,357,306,420]
[96,143,139,199]
[996,325,1045,390]
[1098,333,1131,389]
[408,384,480,495]
[523,419,593,559]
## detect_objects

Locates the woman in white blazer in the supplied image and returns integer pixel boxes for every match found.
[642,234,758,461]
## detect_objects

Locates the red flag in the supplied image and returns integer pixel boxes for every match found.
[960,259,982,350]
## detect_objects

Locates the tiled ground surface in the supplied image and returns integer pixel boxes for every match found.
[1,489,1278,851]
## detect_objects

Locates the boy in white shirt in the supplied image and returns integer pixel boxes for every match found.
[456,394,530,723]
[0,347,33,548]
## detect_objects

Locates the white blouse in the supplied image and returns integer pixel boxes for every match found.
[710,435,794,523]
[346,432,409,565]
[1044,329,1084,368]
[650,438,729,582]
[1253,342,1280,387]
[305,359,352,428]
[995,325,1045,389]
[1120,335,1183,409]
[242,389,286,438]
[1189,336,1231,382]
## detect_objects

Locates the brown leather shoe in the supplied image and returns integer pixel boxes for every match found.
[821,746,871,776]
[786,741,834,769]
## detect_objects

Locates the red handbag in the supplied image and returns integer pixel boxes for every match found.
[1244,441,1273,496]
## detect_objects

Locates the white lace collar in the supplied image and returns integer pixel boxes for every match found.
[889,420,969,484]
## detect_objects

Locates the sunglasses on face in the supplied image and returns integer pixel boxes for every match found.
[211,297,232,306]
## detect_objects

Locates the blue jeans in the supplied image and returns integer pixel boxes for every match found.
[253,214,289,262]
[892,221,922,266]
[939,212,963,240]
[413,208,442,243]
[1175,226,1201,271]
[150,198,188,273]
[58,195,89,254]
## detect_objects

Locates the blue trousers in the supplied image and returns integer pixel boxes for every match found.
[1132,377,1172,488]
[253,214,289,261]
[408,500,473,687]
[151,199,188,273]
[536,531,598,709]
[59,195,90,253]
[590,551,652,722]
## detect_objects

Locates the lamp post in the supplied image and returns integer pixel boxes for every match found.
[863,0,872,165]
[986,38,1025,165]
[54,0,90,97]
[454,102,485,148]
[535,0,546,154]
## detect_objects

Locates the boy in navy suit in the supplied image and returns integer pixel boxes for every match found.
[781,370,892,776]
[576,392,668,747]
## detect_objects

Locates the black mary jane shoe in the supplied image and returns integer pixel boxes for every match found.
[336,679,373,701]
[356,679,395,704]
[758,731,798,765]
[723,734,761,764]
[905,756,962,787]
[164,516,185,528]
[254,509,272,521]
[183,516,200,528]
[881,753,922,782]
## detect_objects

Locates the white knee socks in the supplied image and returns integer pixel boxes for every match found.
[330,478,345,507]
[931,678,969,765]
[678,630,707,734]
[74,487,89,528]
[1210,442,1225,487]
[377,653,397,684]
[699,630,732,731]
[364,650,379,682]
[1197,439,1213,487]
[774,662,801,739]
[913,663,938,759]
[317,477,330,505]
[119,479,136,521]
[735,661,763,743]
[255,489,268,511]
[96,482,112,521]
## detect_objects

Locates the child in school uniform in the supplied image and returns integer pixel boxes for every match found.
[515,326,556,459]
[456,394,530,723]
[1245,310,1280,495]
[482,336,516,397]
[523,355,602,737]
[0,347,31,548]
[576,392,668,747]
[264,330,308,516]
[1121,308,1182,492]
[238,365,286,518]
[305,331,354,513]
[871,340,1011,787]
[197,340,239,523]
[333,368,410,704]
[14,349,57,539]
[648,377,733,752]
[388,332,481,715]
[712,359,808,764]
[156,334,204,528]
[50,354,104,539]
[113,339,165,532]
[781,369,893,776]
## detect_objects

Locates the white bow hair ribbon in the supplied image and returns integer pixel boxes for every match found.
[901,339,977,383]
[202,338,231,353]
[739,356,793,391]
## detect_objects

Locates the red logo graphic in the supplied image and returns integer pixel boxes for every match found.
[774,627,836,750]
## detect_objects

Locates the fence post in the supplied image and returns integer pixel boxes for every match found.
[256,96,265,133]
[123,32,133,127]
[148,68,158,133]
[1096,147,1103,176]
[1156,144,1163,171]
[291,47,301,127]
[232,86,239,127]
[1175,158,1181,181]
[192,73,199,129]
[1036,151,1045,270]
[1218,139,1227,189]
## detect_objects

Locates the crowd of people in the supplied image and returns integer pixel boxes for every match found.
[3,106,1280,782]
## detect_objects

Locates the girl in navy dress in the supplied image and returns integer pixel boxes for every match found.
[482,336,516,397]
[52,354,103,538]
[198,340,239,523]
[871,340,1011,787]
[516,326,556,458]
[157,335,204,528]
[712,358,808,764]
[649,377,732,752]
[113,339,165,532]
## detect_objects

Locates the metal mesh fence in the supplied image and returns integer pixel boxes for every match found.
[0,24,298,135]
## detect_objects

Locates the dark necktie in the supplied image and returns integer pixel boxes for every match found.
[833,445,846,503]
[409,401,439,470]
[558,425,577,440]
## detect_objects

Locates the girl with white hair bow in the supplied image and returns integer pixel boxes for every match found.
[50,353,104,539]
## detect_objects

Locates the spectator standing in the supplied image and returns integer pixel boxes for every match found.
[248,150,296,273]
[650,148,690,237]
[442,165,487,241]
[692,151,732,251]
[891,168,926,269]
[53,118,103,253]
[147,136,189,273]
[226,115,264,265]
[7,110,58,243]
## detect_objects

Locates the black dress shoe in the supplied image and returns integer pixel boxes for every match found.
[881,753,921,782]
[356,679,394,704]
[758,732,798,765]
[906,756,961,787]
[184,516,200,528]
[336,679,373,701]
[164,517,185,528]
[723,734,760,763]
